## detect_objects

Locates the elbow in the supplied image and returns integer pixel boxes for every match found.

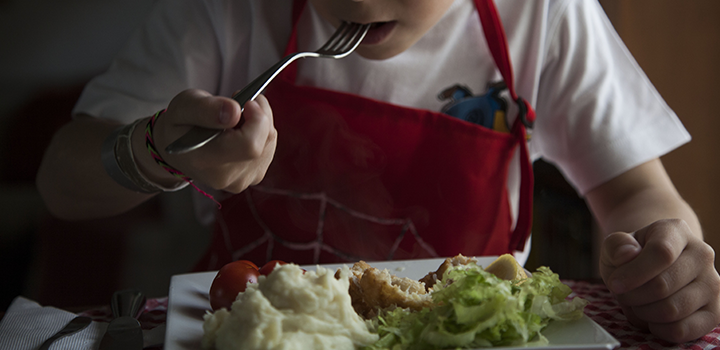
[36,177,104,221]
[36,150,97,221]
[36,157,147,221]
[35,118,148,220]
[36,163,80,221]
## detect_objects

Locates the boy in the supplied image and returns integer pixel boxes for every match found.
[37,0,720,342]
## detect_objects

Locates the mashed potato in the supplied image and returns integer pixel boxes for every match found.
[202,264,379,350]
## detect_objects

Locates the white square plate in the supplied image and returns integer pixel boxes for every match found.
[165,257,619,350]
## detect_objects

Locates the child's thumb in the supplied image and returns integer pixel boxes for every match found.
[169,89,241,129]
[602,231,642,267]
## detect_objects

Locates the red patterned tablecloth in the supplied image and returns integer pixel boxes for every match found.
[78,283,720,350]
[565,280,720,350]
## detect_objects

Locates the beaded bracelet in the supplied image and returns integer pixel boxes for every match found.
[145,109,221,208]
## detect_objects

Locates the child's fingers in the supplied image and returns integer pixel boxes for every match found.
[241,95,274,131]
[197,95,275,192]
[615,232,714,309]
[600,220,720,343]
[633,219,691,247]
[599,232,641,291]
[167,89,242,129]
[648,303,720,344]
[619,304,648,330]
[606,220,689,295]
[601,231,641,268]
[615,245,699,307]
[156,90,243,168]
[236,96,275,154]
[632,270,716,323]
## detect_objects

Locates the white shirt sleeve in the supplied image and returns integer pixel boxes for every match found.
[72,0,292,123]
[529,0,690,195]
[72,0,231,122]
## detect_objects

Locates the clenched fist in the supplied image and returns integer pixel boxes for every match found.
[149,89,277,193]
[600,219,720,343]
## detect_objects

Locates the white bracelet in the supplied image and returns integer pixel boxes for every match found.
[101,118,189,193]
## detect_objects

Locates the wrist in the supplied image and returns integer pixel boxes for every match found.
[101,118,170,193]
[130,116,188,190]
[144,110,221,208]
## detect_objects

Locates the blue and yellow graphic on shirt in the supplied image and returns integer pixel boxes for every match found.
[439,82,511,134]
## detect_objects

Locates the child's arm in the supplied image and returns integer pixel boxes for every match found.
[36,89,276,220]
[585,158,720,343]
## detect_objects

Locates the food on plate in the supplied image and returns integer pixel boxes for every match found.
[208,260,261,311]
[483,253,528,281]
[258,260,288,275]
[342,261,432,319]
[418,254,478,291]
[202,255,587,350]
[362,256,587,349]
[345,254,524,318]
[238,259,259,270]
[202,263,379,350]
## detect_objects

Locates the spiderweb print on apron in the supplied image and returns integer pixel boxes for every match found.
[215,186,439,264]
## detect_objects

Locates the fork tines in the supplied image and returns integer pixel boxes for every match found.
[319,22,370,55]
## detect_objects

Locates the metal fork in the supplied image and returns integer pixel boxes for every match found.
[165,21,372,155]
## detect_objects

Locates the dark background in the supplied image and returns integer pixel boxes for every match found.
[1,0,718,310]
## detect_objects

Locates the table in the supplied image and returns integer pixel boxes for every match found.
[564,281,720,350]
[72,281,720,350]
[77,298,167,350]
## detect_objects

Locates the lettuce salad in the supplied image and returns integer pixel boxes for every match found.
[363,264,588,349]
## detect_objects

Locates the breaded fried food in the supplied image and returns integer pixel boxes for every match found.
[339,261,431,318]
[338,255,479,319]
[419,254,477,291]
[344,261,373,317]
[357,267,431,318]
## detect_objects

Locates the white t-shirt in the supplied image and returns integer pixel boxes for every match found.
[74,0,690,260]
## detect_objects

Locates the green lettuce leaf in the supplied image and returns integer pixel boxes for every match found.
[362,264,588,350]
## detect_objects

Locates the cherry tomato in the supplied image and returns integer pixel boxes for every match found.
[259,260,287,275]
[209,260,260,311]
[237,259,258,270]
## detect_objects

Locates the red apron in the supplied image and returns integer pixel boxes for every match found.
[194,0,536,270]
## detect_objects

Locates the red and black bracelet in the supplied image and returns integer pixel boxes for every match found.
[145,109,220,208]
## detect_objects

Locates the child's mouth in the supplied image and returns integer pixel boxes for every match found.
[361,21,397,45]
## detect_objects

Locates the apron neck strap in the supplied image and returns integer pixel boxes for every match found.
[475,0,536,128]
[473,0,535,251]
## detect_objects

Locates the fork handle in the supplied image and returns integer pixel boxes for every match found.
[165,53,305,155]
[232,53,301,106]
[111,289,146,319]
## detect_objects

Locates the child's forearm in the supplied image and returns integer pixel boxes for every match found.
[585,158,702,239]
[590,158,719,344]
[36,116,161,220]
